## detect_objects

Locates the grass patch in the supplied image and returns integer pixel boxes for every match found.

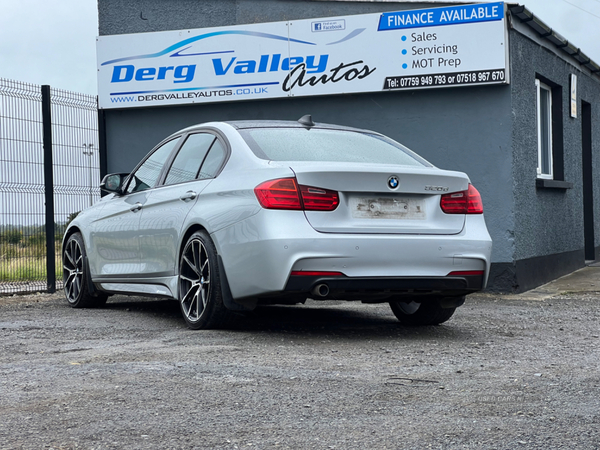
[0,243,62,282]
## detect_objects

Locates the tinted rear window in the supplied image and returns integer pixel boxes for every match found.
[239,128,428,167]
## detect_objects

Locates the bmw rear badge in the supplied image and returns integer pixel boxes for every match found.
[388,175,399,189]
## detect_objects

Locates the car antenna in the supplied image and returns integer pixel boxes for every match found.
[298,114,315,128]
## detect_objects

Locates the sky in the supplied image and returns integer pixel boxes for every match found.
[0,0,599,96]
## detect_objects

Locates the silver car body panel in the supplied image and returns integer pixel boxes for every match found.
[98,281,176,297]
[137,179,213,275]
[285,162,468,235]
[87,191,149,276]
[212,211,491,300]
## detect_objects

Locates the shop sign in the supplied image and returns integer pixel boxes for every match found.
[97,2,508,109]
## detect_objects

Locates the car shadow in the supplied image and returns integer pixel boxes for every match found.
[101,297,471,341]
[236,304,470,340]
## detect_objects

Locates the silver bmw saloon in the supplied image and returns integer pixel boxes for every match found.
[62,116,492,329]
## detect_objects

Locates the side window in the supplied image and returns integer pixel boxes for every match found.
[164,133,216,186]
[126,138,180,194]
[199,140,226,179]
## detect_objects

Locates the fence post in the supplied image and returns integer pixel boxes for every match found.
[98,105,108,185]
[41,85,56,293]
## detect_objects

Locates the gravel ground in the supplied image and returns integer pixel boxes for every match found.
[1,291,599,449]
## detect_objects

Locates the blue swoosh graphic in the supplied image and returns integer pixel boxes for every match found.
[110,81,280,96]
[170,46,235,57]
[101,31,316,66]
[326,28,366,45]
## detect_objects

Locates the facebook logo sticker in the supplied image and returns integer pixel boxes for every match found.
[312,20,345,32]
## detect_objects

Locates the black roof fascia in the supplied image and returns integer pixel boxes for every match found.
[507,3,599,81]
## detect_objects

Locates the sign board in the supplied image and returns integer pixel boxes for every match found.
[570,73,577,118]
[97,2,508,109]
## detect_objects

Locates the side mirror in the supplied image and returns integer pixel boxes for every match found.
[100,173,128,194]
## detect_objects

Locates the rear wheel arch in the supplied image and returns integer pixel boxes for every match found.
[178,224,210,271]
[178,229,235,329]
[177,224,250,314]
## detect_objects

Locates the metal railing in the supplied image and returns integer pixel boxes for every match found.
[0,78,100,295]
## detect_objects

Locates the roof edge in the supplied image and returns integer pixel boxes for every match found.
[507,2,600,78]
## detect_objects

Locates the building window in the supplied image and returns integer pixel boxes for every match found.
[536,79,553,179]
[534,76,571,189]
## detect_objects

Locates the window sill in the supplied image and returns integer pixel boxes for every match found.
[536,178,573,189]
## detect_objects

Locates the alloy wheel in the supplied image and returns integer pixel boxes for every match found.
[180,238,211,323]
[63,238,84,303]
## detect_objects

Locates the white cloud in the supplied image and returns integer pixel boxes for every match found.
[0,0,98,94]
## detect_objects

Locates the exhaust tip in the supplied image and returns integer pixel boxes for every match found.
[312,283,330,297]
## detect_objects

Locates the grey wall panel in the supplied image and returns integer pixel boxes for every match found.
[98,0,237,36]
[580,76,600,257]
[233,0,447,25]
[98,0,454,36]
[105,83,514,263]
[509,30,600,262]
[579,80,600,258]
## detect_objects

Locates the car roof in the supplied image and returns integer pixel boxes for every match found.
[176,119,380,136]
[225,120,374,134]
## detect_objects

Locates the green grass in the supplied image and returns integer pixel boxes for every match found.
[0,243,62,282]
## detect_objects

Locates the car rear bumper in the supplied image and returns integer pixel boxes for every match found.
[211,210,492,301]
[284,273,485,300]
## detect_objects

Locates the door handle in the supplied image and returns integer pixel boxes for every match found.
[180,191,197,202]
[130,202,142,212]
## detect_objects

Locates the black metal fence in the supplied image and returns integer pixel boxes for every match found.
[0,78,100,295]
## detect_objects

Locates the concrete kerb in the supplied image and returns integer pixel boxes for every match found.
[476,265,600,301]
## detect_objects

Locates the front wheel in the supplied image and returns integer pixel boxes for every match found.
[63,232,108,308]
[178,231,233,330]
[389,298,458,326]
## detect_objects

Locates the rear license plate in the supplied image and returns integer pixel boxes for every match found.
[350,197,426,220]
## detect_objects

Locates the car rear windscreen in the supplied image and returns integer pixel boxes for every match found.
[239,128,429,167]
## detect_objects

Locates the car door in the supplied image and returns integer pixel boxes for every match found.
[137,132,228,276]
[89,137,181,277]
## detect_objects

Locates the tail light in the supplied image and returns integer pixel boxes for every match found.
[299,185,339,211]
[255,178,339,211]
[440,184,483,214]
[254,178,302,210]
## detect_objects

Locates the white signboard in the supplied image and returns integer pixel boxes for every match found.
[570,73,577,118]
[97,2,508,109]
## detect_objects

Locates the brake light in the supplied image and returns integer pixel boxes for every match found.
[254,178,302,210]
[255,178,339,211]
[299,185,339,211]
[440,184,483,214]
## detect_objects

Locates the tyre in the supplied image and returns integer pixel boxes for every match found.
[178,231,233,329]
[389,298,457,326]
[63,232,108,308]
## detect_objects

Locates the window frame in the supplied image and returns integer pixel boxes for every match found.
[161,131,229,186]
[155,127,231,188]
[163,132,217,187]
[536,79,553,180]
[124,136,182,194]
[197,138,227,180]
